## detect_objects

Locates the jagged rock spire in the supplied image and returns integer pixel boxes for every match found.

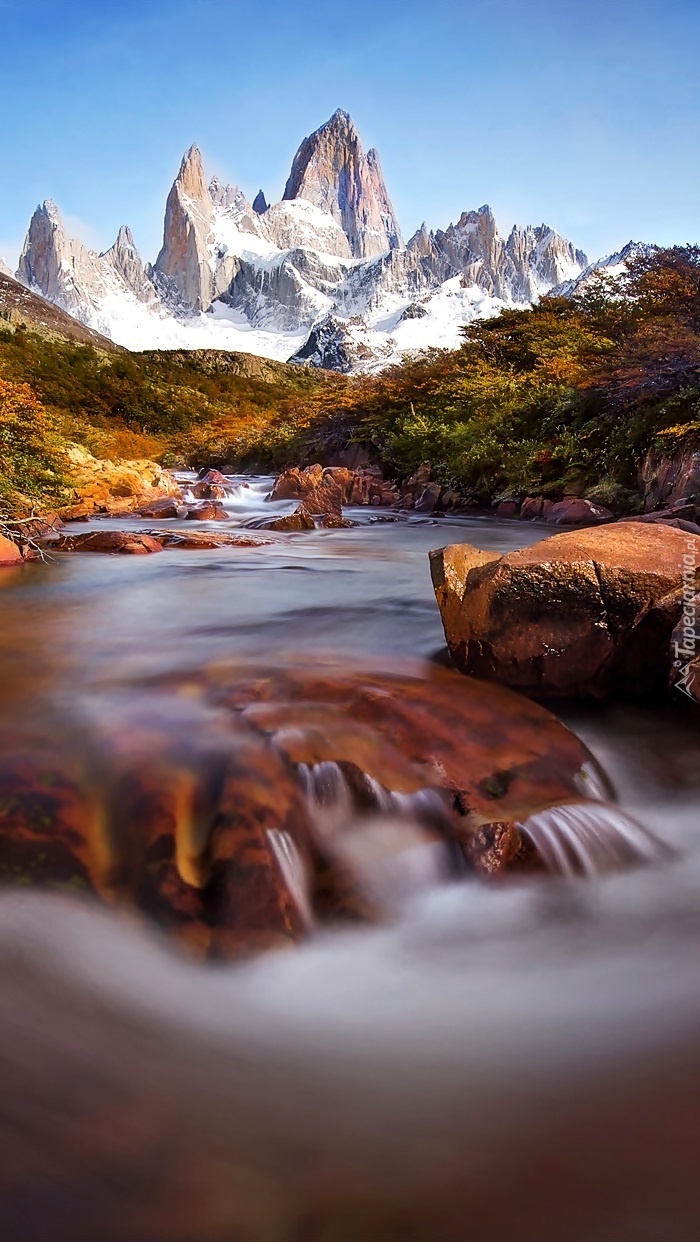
[252,190,269,215]
[154,144,214,311]
[283,109,402,259]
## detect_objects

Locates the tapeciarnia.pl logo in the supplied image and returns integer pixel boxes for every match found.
[673,537,699,700]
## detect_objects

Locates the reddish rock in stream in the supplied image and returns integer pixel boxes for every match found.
[546,497,614,525]
[54,531,164,555]
[184,502,228,521]
[157,531,272,550]
[139,498,181,519]
[431,523,700,697]
[261,506,316,531]
[0,658,661,959]
[0,533,23,567]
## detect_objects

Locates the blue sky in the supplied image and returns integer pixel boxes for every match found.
[1,0,699,268]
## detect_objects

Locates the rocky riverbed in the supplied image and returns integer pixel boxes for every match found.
[0,466,698,1240]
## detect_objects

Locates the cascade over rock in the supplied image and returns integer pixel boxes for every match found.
[283,109,403,259]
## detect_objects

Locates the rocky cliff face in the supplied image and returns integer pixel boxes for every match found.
[154,146,216,311]
[283,109,402,259]
[102,226,156,303]
[17,201,160,327]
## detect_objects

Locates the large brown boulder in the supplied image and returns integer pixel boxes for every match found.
[54,531,164,555]
[546,497,614,525]
[270,464,354,513]
[271,464,398,513]
[59,443,181,519]
[430,523,700,697]
[0,532,23,567]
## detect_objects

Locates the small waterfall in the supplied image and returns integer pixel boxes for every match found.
[298,760,453,913]
[299,763,669,889]
[519,802,669,877]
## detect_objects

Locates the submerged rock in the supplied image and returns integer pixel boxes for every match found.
[157,531,272,550]
[54,531,164,555]
[430,523,700,698]
[0,659,662,959]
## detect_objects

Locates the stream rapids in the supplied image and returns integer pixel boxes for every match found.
[0,474,699,1241]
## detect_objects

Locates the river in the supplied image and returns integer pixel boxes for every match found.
[0,475,699,1240]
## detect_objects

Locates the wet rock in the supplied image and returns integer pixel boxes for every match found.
[464,821,544,876]
[191,482,228,501]
[157,531,272,550]
[546,497,614,525]
[54,531,164,555]
[0,659,664,960]
[270,464,353,515]
[496,500,520,518]
[415,482,443,513]
[430,523,700,698]
[520,496,553,520]
[621,503,699,529]
[0,532,22,567]
[269,465,315,501]
[321,513,357,528]
[184,503,228,521]
[196,468,228,485]
[440,489,462,510]
[138,498,180,519]
[404,462,432,497]
[261,505,316,532]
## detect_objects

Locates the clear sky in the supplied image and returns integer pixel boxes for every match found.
[1,0,699,269]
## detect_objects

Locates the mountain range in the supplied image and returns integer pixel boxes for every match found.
[3,109,627,371]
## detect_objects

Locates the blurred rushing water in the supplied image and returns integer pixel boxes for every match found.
[0,474,696,851]
[1,476,700,1241]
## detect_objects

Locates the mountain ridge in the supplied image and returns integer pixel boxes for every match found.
[11,109,603,371]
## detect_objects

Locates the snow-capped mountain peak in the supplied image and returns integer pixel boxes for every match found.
[282,108,403,258]
[12,109,599,370]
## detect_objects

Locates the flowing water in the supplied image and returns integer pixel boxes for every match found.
[1,475,699,1240]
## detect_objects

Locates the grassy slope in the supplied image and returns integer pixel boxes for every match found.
[1,246,699,517]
